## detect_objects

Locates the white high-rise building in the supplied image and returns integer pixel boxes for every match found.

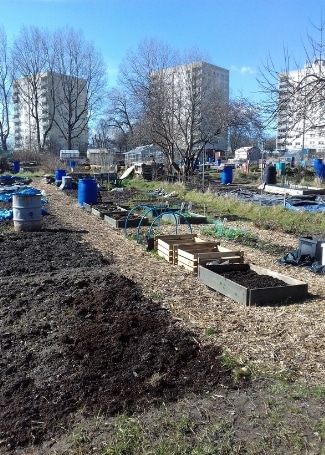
[151,61,229,152]
[277,60,325,157]
[13,72,88,153]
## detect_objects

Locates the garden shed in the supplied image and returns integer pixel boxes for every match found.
[234,146,262,163]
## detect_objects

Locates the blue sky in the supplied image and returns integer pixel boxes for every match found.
[1,0,324,102]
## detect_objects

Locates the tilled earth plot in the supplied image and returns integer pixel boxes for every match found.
[0,211,235,453]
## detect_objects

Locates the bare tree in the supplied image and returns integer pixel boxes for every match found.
[91,119,112,148]
[264,136,277,153]
[228,97,265,153]
[257,19,325,154]
[104,87,135,150]
[111,40,230,176]
[53,27,106,152]
[118,38,178,111]
[0,26,12,151]
[12,26,54,152]
[149,61,229,176]
[117,38,180,160]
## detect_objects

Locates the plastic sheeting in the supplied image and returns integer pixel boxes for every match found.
[278,248,325,274]
[285,201,325,212]
[0,187,47,202]
[0,209,12,221]
[0,207,48,221]
[217,188,285,207]
[219,188,325,212]
[278,248,314,266]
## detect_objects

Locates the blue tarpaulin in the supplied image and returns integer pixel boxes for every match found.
[285,201,325,212]
[0,192,15,203]
[0,209,12,220]
[0,187,47,203]
[0,207,48,221]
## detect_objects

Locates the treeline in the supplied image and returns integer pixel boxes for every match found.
[0,27,270,176]
[0,25,106,153]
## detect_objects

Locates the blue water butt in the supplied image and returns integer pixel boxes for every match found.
[221,166,233,184]
[320,164,325,179]
[314,159,323,176]
[55,169,66,182]
[12,160,20,173]
[78,178,98,207]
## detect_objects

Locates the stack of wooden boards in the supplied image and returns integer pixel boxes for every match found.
[155,234,244,274]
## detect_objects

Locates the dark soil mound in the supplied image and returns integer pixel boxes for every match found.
[0,208,235,452]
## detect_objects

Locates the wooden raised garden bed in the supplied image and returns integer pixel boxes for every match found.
[176,244,244,273]
[198,263,308,306]
[92,205,127,219]
[104,213,149,229]
[156,234,199,263]
[161,212,208,225]
[83,202,93,213]
[142,206,179,218]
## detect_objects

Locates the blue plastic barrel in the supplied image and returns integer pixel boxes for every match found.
[314,159,323,177]
[55,169,66,182]
[216,158,221,166]
[12,161,20,173]
[221,166,233,184]
[69,161,76,169]
[78,178,98,207]
[320,164,325,179]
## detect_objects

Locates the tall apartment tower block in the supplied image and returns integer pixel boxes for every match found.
[277,60,325,157]
[13,72,88,154]
[151,61,229,152]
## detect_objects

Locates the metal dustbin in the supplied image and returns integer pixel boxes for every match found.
[12,193,42,232]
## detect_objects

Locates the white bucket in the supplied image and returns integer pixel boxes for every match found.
[12,193,42,232]
[60,176,73,190]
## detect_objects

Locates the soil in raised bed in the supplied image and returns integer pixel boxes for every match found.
[220,269,287,288]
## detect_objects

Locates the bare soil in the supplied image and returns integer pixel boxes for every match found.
[1,178,325,454]
[0,186,237,453]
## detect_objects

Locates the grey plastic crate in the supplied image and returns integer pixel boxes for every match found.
[298,236,325,261]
